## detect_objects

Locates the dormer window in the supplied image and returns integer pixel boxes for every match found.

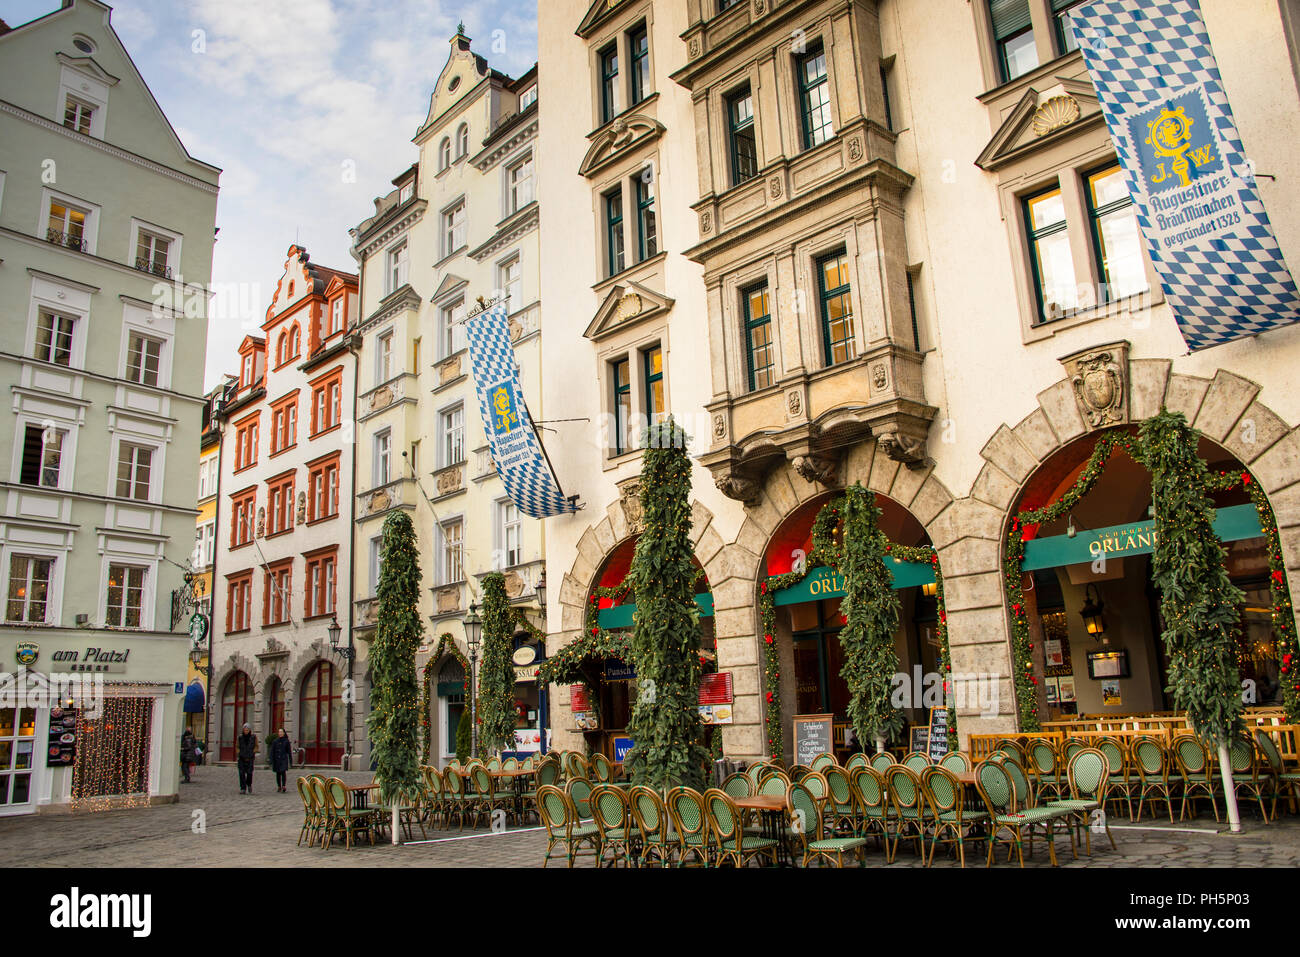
[241,354,253,388]
[400,182,414,204]
[330,298,344,336]
[290,325,301,358]
[63,95,94,135]
[519,85,538,112]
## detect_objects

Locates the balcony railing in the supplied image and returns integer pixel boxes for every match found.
[134,257,173,279]
[45,229,86,252]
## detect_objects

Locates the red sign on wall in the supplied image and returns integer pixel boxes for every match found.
[698,672,733,706]
[570,685,591,713]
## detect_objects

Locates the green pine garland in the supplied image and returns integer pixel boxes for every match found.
[366,510,424,805]
[889,542,956,745]
[1143,411,1245,747]
[838,485,904,747]
[477,572,517,755]
[624,417,709,790]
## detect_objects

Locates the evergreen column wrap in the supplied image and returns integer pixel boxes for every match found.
[367,511,424,805]
[478,571,517,755]
[624,418,708,790]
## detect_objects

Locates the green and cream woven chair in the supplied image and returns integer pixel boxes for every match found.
[296,777,319,847]
[1255,728,1300,819]
[1227,734,1270,823]
[486,756,502,772]
[1027,740,1064,803]
[1061,738,1087,766]
[1172,734,1219,822]
[994,738,1028,767]
[845,752,870,771]
[666,787,713,867]
[1045,747,1113,856]
[1096,737,1135,821]
[869,751,895,773]
[472,764,516,827]
[801,769,830,803]
[721,772,754,799]
[1131,736,1175,823]
[589,784,633,867]
[809,752,837,772]
[974,760,1071,867]
[324,778,376,850]
[939,751,972,774]
[628,785,674,867]
[849,765,893,846]
[443,763,473,830]
[703,788,779,868]
[884,764,930,863]
[902,751,931,773]
[758,770,792,797]
[743,762,771,789]
[563,751,590,781]
[567,777,595,823]
[788,764,813,781]
[538,784,600,868]
[590,752,616,783]
[787,780,868,868]
[921,764,988,868]
[822,765,859,836]
[308,776,332,848]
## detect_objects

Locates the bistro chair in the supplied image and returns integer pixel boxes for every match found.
[884,765,930,863]
[537,784,600,868]
[1131,736,1175,823]
[502,756,519,771]
[902,751,932,773]
[628,785,674,867]
[994,738,1028,766]
[442,764,473,830]
[1046,747,1114,856]
[420,766,446,828]
[1027,740,1064,803]
[308,776,332,848]
[809,752,837,771]
[590,752,616,783]
[1172,734,1220,822]
[703,788,779,868]
[759,770,792,797]
[921,764,988,868]
[1096,737,1135,821]
[471,764,515,827]
[567,777,595,822]
[1228,734,1270,823]
[844,753,869,771]
[787,780,868,868]
[485,756,502,772]
[975,760,1070,867]
[788,764,813,781]
[869,751,895,773]
[1061,738,1087,765]
[1255,728,1300,818]
[743,761,771,789]
[296,777,319,847]
[666,787,713,867]
[589,784,633,867]
[849,765,893,847]
[822,765,859,836]
[324,777,376,850]
[721,772,754,799]
[563,752,590,781]
[992,754,1038,810]
[939,751,972,774]
[801,770,830,803]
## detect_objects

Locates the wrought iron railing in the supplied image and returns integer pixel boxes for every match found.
[134,257,173,279]
[45,229,86,252]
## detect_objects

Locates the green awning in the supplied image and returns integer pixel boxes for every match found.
[596,593,714,629]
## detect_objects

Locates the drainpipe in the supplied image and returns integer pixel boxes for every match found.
[345,321,362,772]
[204,398,226,765]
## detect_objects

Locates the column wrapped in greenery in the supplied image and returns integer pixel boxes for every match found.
[478,571,516,756]
[1143,409,1245,829]
[624,417,708,790]
[838,484,905,750]
[367,510,424,805]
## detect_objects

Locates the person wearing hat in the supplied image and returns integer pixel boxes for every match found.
[236,723,259,794]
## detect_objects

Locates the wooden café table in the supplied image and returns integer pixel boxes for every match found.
[732,794,792,867]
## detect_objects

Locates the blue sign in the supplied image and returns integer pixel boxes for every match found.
[174,682,183,694]
[604,659,635,681]
[1070,0,1300,351]
[465,300,578,518]
[612,736,635,762]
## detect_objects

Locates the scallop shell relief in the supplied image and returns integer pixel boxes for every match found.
[1032,95,1081,136]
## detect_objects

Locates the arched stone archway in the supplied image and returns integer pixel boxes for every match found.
[951,362,1300,740]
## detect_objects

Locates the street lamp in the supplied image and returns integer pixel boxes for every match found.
[464,602,482,760]
[1080,584,1108,641]
[535,570,547,614]
[328,615,353,660]
[188,643,210,676]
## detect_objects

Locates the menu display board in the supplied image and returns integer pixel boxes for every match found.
[909,724,929,755]
[792,713,834,767]
[46,706,77,766]
[927,707,950,762]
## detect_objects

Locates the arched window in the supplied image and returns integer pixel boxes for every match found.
[276,332,286,365]
[439,138,451,170]
[300,660,344,764]
[219,671,253,761]
[290,325,300,357]
[456,123,469,158]
[266,676,284,736]
[288,281,295,297]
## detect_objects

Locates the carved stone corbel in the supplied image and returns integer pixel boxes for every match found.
[878,431,929,470]
[714,472,763,507]
[791,454,839,487]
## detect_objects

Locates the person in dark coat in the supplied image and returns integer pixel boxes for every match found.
[236,723,259,794]
[180,729,197,783]
[270,727,293,792]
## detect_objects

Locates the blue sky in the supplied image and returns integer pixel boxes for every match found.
[1,0,538,388]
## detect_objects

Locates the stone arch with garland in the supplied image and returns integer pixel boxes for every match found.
[954,362,1300,740]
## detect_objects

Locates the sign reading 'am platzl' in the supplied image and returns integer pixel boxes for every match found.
[49,648,131,673]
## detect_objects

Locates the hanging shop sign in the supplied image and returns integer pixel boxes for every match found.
[511,645,537,667]
[513,663,539,683]
[1070,0,1300,350]
[465,299,577,518]
[698,672,734,725]
[603,659,635,681]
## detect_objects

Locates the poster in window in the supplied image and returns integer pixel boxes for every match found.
[1044,638,1065,669]
[1101,679,1122,707]
[1057,676,1077,704]
[1045,676,1060,706]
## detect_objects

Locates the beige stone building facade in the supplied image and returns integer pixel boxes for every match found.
[538,0,1300,763]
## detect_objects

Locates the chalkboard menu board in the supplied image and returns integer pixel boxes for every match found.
[927,708,950,762]
[47,706,77,766]
[909,725,929,755]
[792,713,834,767]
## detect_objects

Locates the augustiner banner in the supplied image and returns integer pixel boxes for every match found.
[1069,0,1300,351]
[465,299,576,518]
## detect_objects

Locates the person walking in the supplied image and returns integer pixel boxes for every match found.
[270,727,293,792]
[237,723,259,794]
[180,729,197,783]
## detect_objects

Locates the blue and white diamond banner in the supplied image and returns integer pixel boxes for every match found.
[1070,0,1300,351]
[465,300,575,518]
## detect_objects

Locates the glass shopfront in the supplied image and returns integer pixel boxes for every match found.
[0,705,40,814]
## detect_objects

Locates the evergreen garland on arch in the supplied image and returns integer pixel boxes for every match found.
[366,510,424,805]
[477,571,517,756]
[419,633,470,763]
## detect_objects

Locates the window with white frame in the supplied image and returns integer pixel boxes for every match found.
[441,519,464,584]
[46,197,91,252]
[509,156,534,214]
[443,201,466,256]
[195,520,216,569]
[498,500,522,569]
[456,123,469,158]
[125,331,164,387]
[374,430,392,487]
[19,423,65,488]
[198,456,217,499]
[134,229,172,278]
[6,555,53,624]
[330,298,344,335]
[370,536,384,595]
[105,563,146,629]
[63,95,95,135]
[399,182,415,204]
[376,331,393,384]
[440,406,465,466]
[439,138,452,170]
[115,443,153,501]
[439,299,467,357]
[519,85,537,112]
[499,257,521,312]
[34,308,76,366]
[387,241,409,294]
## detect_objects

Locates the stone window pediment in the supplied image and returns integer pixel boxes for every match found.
[583,280,674,342]
[579,112,666,179]
[976,78,1104,172]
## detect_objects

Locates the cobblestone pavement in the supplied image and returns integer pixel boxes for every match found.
[2,763,1298,868]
